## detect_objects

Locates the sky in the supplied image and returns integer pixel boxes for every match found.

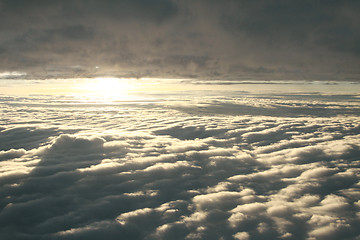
[1,1,360,240]
[1,0,360,81]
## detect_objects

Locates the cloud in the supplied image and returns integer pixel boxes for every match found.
[0,148,26,161]
[44,134,105,155]
[1,1,360,80]
[1,93,360,239]
[233,231,250,240]
[0,127,60,151]
[0,71,26,79]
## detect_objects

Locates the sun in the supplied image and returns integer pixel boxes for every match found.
[77,77,134,97]
[84,77,131,93]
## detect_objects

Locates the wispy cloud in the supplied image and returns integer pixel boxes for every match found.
[0,71,26,79]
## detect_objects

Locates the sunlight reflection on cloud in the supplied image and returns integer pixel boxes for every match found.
[0,86,360,239]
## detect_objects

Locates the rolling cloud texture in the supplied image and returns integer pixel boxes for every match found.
[1,89,360,239]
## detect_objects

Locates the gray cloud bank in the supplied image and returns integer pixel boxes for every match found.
[1,91,360,239]
[1,0,360,80]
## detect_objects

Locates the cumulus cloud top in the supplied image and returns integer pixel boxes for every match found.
[0,90,360,239]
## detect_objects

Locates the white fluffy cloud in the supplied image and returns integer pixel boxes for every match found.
[0,91,360,240]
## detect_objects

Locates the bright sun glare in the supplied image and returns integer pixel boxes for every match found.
[78,77,133,97]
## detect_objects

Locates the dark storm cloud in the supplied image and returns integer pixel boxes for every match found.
[1,0,360,80]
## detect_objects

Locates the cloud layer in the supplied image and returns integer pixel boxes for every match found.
[1,90,360,239]
[1,0,360,80]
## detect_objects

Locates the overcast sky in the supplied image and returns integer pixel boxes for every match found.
[1,0,360,80]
